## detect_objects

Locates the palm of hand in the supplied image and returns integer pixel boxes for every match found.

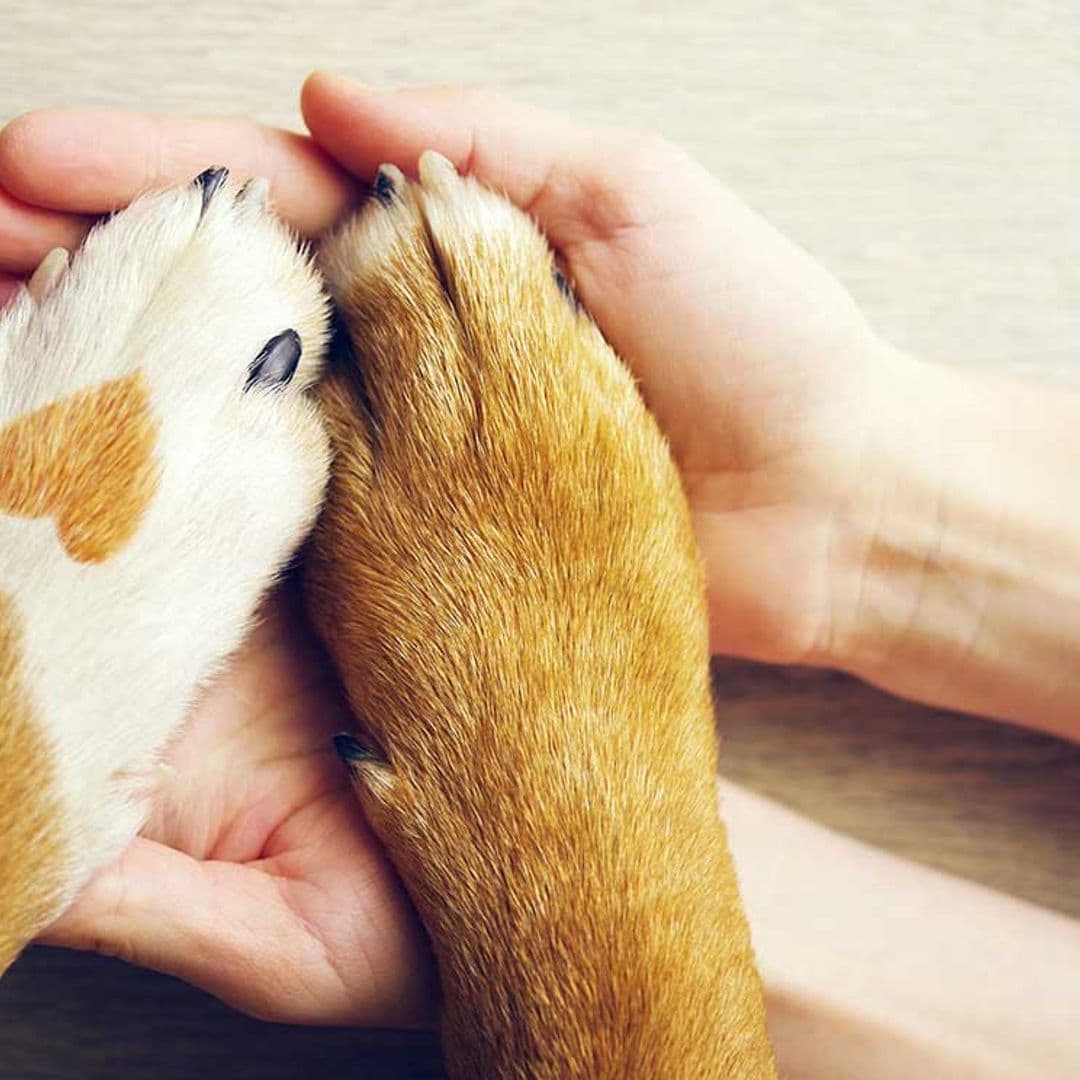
[557,144,879,665]
[47,586,433,1026]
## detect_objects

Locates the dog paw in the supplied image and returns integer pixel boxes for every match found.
[0,170,330,953]
[309,145,706,783]
[304,156,771,1077]
[307,151,705,891]
[308,149,702,750]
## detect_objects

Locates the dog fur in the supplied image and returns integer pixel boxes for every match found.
[0,161,773,1076]
[0,173,330,970]
[304,153,774,1077]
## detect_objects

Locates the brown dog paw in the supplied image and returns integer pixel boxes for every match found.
[305,153,774,1079]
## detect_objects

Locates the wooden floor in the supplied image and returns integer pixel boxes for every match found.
[2,2,1078,1076]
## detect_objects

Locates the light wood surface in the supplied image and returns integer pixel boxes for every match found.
[1,3,1078,1077]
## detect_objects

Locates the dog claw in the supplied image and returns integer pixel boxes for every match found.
[194,166,229,218]
[417,150,457,188]
[237,176,270,209]
[373,164,405,205]
[27,247,69,302]
[244,329,302,391]
[553,267,578,306]
[332,732,379,770]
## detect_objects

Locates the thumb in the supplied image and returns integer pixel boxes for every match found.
[40,837,242,977]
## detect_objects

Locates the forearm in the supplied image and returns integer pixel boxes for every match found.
[724,783,1080,1079]
[817,346,1080,738]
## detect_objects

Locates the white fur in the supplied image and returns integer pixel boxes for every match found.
[0,178,331,913]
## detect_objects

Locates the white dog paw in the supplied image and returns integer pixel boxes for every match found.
[0,169,330,953]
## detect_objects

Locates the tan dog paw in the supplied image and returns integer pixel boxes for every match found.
[306,156,774,1078]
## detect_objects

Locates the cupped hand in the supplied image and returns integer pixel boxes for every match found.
[292,76,890,666]
[1,78,891,666]
[0,73,890,1024]
[49,588,434,1026]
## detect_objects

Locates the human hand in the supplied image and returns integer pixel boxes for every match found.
[3,71,1070,1036]
[292,76,901,667]
[0,89,901,1025]
[290,77,1080,738]
[0,86,851,1045]
[47,590,434,1026]
[1,76,896,671]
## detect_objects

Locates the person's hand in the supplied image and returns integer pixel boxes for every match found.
[4,70,1072,1033]
[0,88,871,1039]
[1,75,895,671]
[0,84,904,1023]
[295,76,902,666]
[48,590,434,1025]
[0,121,434,1026]
[287,78,1080,740]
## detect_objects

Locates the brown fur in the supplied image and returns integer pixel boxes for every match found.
[0,593,67,974]
[0,372,159,564]
[303,168,774,1076]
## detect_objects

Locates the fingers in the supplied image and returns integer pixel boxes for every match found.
[41,838,235,977]
[0,186,91,273]
[300,71,675,252]
[42,840,294,1011]
[0,108,359,237]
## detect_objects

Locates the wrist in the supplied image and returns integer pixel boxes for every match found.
[809,343,962,675]
[812,345,1080,734]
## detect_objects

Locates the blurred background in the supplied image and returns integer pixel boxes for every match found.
[1,3,1078,1077]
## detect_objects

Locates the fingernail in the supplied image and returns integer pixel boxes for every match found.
[332,732,378,769]
[309,71,386,95]
[244,329,302,392]
[194,166,229,218]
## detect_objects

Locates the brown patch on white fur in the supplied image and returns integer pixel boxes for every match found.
[305,160,775,1077]
[0,372,159,564]
[0,592,67,973]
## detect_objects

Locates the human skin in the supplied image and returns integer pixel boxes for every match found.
[3,75,1079,739]
[0,73,1077,1072]
[725,785,1079,1079]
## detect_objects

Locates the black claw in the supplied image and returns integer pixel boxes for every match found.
[333,732,379,770]
[244,329,302,392]
[373,167,396,205]
[553,267,580,310]
[195,166,229,218]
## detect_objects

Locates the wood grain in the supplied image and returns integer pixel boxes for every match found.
[1,2,1078,1076]
[715,660,1080,918]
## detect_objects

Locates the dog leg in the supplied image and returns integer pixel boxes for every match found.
[306,155,775,1078]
